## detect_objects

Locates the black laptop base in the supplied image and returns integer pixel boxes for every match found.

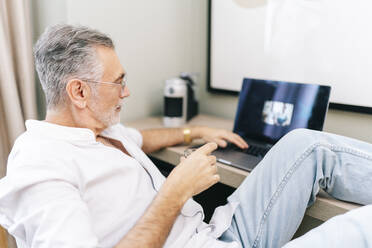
[190,141,269,172]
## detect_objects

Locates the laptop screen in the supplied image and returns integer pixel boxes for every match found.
[233,78,331,144]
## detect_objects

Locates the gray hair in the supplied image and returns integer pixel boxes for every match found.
[34,24,114,109]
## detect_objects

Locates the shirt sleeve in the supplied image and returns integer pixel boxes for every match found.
[0,164,99,248]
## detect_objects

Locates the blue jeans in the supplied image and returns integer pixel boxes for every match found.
[220,129,372,248]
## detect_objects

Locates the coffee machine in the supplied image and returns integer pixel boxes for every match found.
[163,73,198,127]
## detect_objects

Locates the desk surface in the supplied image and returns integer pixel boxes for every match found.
[127,114,360,222]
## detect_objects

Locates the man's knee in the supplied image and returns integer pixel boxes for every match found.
[277,128,321,151]
[282,128,315,142]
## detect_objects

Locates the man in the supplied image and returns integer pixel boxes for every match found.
[0,24,371,248]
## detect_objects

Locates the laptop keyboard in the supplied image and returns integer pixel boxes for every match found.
[190,142,270,158]
[230,143,270,158]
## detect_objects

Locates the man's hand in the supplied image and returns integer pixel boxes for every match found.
[166,142,220,200]
[140,125,248,154]
[115,142,219,248]
[191,126,248,149]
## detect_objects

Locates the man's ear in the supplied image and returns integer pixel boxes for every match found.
[66,79,90,109]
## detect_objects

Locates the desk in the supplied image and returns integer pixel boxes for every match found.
[127,114,360,222]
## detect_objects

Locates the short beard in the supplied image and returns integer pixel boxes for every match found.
[90,89,121,127]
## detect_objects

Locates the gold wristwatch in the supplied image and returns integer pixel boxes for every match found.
[183,128,192,144]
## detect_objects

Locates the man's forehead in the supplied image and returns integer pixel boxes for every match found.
[95,46,125,80]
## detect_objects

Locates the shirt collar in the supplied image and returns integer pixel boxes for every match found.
[25,120,96,142]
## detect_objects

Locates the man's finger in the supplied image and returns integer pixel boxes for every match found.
[234,133,249,148]
[230,135,248,149]
[196,142,218,154]
[221,133,246,149]
[228,133,248,149]
[207,155,217,164]
[214,138,227,148]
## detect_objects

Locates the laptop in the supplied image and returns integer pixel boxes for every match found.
[194,78,331,172]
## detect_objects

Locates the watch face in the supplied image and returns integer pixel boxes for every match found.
[183,128,192,144]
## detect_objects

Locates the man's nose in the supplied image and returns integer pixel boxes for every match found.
[120,85,130,98]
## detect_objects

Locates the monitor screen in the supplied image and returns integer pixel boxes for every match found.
[233,78,331,144]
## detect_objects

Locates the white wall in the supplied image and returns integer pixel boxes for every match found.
[31,0,68,119]
[31,0,372,143]
[32,0,205,123]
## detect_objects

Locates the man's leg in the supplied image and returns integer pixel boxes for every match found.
[283,204,372,247]
[220,129,372,248]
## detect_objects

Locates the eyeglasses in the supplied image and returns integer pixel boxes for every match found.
[81,74,127,94]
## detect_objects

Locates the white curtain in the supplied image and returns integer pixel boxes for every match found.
[0,0,37,247]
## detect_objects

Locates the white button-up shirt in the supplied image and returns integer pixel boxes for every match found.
[0,120,240,248]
